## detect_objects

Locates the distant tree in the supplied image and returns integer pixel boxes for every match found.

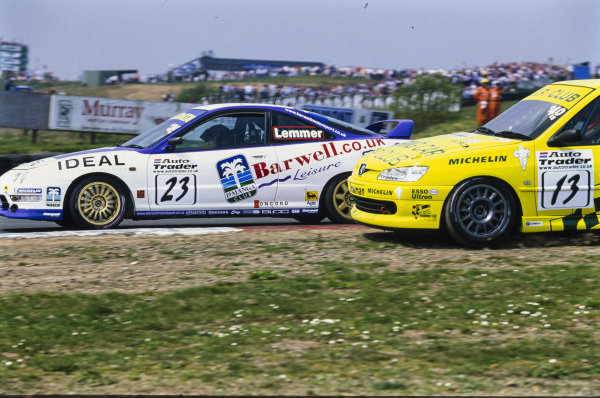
[391,74,462,132]
[175,83,218,103]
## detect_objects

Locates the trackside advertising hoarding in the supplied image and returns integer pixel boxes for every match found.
[48,95,198,134]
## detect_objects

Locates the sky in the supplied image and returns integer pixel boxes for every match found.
[1,0,599,81]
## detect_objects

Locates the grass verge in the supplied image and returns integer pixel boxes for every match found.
[0,259,598,394]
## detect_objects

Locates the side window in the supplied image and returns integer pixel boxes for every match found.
[177,113,266,151]
[271,111,335,144]
[557,98,600,145]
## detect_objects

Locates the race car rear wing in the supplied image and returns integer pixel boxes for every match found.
[365,119,413,139]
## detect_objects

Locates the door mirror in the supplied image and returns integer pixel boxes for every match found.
[548,128,581,147]
[166,136,183,151]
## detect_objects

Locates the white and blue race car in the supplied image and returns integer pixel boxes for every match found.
[0,103,412,228]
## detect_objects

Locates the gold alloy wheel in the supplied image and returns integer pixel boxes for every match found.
[76,181,122,226]
[332,178,354,220]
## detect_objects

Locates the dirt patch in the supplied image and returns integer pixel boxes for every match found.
[1,226,599,294]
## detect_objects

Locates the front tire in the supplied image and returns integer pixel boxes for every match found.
[444,178,515,247]
[69,177,126,229]
[324,174,354,224]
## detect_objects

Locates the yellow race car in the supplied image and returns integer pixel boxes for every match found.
[349,79,600,246]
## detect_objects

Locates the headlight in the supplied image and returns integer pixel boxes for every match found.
[377,166,428,182]
[14,158,50,170]
[9,195,42,202]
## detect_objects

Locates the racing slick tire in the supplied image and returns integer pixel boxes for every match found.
[69,176,126,229]
[324,173,355,224]
[444,177,516,247]
[55,212,75,228]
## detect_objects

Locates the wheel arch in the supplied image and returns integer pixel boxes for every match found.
[320,171,352,207]
[440,175,523,232]
[63,172,136,220]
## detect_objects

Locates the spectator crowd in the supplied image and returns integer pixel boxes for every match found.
[177,61,578,104]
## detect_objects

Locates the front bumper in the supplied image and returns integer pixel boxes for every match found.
[0,169,64,221]
[348,178,449,230]
[0,194,63,221]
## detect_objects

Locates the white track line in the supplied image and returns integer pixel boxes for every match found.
[0,227,243,239]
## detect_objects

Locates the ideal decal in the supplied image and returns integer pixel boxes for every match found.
[513,146,530,171]
[217,155,258,203]
[46,187,61,207]
[273,126,324,140]
[57,155,125,170]
[537,149,594,210]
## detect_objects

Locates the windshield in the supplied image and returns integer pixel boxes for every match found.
[121,110,207,148]
[302,110,380,136]
[481,100,567,140]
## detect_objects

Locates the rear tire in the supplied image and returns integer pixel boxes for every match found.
[69,177,126,229]
[444,178,515,247]
[324,174,354,224]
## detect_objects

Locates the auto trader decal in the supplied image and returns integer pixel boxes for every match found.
[537,149,594,210]
[217,155,258,203]
[153,158,198,173]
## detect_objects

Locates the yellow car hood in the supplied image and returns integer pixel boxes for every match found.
[364,132,518,170]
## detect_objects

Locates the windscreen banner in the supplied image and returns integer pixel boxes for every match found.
[48,95,198,134]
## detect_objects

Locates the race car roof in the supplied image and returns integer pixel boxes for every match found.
[190,103,295,112]
[555,79,600,89]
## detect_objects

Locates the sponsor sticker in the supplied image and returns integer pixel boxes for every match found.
[273,126,324,140]
[525,221,543,227]
[411,188,438,200]
[217,155,258,203]
[46,187,61,207]
[537,149,594,210]
[17,188,42,194]
[412,204,437,220]
[153,158,198,173]
[305,191,318,201]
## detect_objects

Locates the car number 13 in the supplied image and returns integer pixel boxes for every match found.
[540,170,591,209]
[155,174,197,205]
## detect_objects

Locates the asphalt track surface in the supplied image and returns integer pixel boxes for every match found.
[0,217,367,238]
